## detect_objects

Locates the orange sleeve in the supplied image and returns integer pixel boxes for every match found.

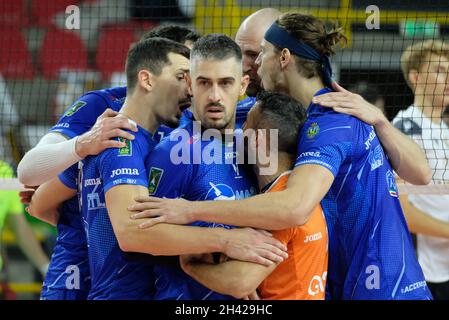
[271,228,296,246]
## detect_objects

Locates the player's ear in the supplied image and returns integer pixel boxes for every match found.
[240,74,250,96]
[137,69,155,92]
[280,48,292,69]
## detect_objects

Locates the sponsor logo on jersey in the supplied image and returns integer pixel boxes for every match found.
[148,167,164,194]
[401,281,427,295]
[307,122,320,139]
[65,101,87,117]
[53,122,70,129]
[118,137,132,156]
[364,128,377,150]
[205,183,236,201]
[87,183,105,210]
[110,168,139,178]
[368,145,384,171]
[84,178,101,187]
[386,170,398,197]
[298,151,321,158]
[308,271,327,297]
[304,232,323,243]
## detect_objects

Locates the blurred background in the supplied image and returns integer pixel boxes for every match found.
[0,0,448,299]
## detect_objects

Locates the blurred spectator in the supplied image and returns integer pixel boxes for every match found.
[0,161,50,299]
[0,74,20,165]
[347,81,386,115]
[53,70,100,121]
[394,39,449,300]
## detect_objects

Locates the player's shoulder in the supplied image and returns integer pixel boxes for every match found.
[83,86,126,100]
[303,106,356,141]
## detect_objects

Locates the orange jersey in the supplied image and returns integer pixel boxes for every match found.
[259,171,328,300]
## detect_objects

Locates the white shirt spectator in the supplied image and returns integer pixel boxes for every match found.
[394,104,449,283]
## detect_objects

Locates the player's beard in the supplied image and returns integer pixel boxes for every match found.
[244,73,263,97]
[202,115,232,131]
[245,80,262,97]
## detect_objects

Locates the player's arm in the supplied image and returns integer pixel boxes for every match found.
[312,82,431,185]
[18,105,136,186]
[4,189,50,276]
[105,185,287,266]
[180,254,278,299]
[27,177,76,226]
[6,213,50,277]
[400,195,449,238]
[131,164,334,230]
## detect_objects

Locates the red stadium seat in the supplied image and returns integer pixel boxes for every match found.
[40,28,88,80]
[0,0,29,27]
[31,0,81,27]
[0,29,34,79]
[96,27,138,81]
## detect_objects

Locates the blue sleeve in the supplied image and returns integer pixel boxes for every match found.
[58,163,78,190]
[295,114,353,177]
[98,136,149,193]
[50,92,109,139]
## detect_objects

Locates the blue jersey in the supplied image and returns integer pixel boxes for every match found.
[295,88,432,300]
[147,116,258,300]
[51,87,126,139]
[80,125,157,300]
[42,87,126,299]
[154,109,194,143]
[41,164,90,299]
[235,96,256,129]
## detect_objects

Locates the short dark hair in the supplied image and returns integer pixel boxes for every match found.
[125,37,190,93]
[190,34,242,62]
[255,91,307,154]
[140,25,201,44]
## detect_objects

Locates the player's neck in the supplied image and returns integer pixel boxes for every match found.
[256,152,294,192]
[287,73,325,108]
[121,95,159,133]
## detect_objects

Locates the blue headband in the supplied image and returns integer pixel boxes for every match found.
[264,22,333,87]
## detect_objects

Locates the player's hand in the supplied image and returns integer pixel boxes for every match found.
[312,82,387,127]
[75,108,138,158]
[243,291,260,300]
[222,228,287,267]
[19,185,38,205]
[129,196,195,227]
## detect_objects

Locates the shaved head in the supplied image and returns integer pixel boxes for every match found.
[235,8,281,96]
[236,8,281,42]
